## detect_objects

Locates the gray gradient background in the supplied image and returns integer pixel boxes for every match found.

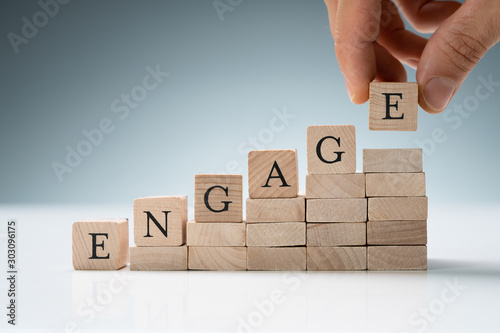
[1,0,499,205]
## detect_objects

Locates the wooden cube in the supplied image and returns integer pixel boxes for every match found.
[306,198,367,222]
[363,149,422,173]
[246,222,306,247]
[367,246,427,270]
[187,221,245,246]
[188,247,246,271]
[134,196,187,247]
[366,173,426,197]
[306,173,365,198]
[246,196,305,222]
[307,247,366,271]
[194,174,242,222]
[307,223,366,246]
[247,247,306,271]
[367,221,427,245]
[130,245,187,271]
[307,125,356,174]
[72,219,129,270]
[368,197,428,221]
[248,149,298,199]
[369,82,418,131]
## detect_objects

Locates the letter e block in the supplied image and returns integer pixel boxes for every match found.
[248,149,298,198]
[369,82,418,131]
[194,174,243,222]
[134,196,187,246]
[307,125,356,174]
[72,219,129,270]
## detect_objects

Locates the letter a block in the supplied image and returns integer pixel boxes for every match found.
[248,149,298,198]
[307,125,356,174]
[369,82,418,131]
[194,174,243,222]
[134,196,187,246]
[72,219,129,270]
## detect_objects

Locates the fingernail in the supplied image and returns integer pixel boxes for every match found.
[424,77,456,112]
[346,81,355,102]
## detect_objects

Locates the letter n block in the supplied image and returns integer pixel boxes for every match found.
[194,174,243,222]
[248,149,298,198]
[307,125,356,174]
[134,196,187,246]
[369,82,418,131]
[72,219,129,270]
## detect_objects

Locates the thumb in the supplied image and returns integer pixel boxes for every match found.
[417,0,500,113]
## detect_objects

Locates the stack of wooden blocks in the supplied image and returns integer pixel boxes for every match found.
[246,150,306,270]
[72,82,427,272]
[305,125,368,271]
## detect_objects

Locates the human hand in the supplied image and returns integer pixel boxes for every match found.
[325,0,500,113]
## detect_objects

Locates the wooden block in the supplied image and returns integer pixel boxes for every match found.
[248,149,298,199]
[367,246,427,270]
[134,196,187,246]
[306,173,365,198]
[247,247,306,271]
[246,222,305,247]
[306,198,367,222]
[130,245,187,271]
[187,221,245,246]
[307,125,356,174]
[368,197,428,221]
[366,173,425,197]
[307,247,366,271]
[194,174,242,222]
[307,223,366,246]
[246,196,305,222]
[363,149,423,173]
[367,221,427,245]
[72,219,129,270]
[188,247,246,271]
[369,82,418,131]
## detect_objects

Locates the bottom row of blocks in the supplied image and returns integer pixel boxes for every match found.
[129,246,427,271]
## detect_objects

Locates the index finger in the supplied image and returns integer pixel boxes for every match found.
[331,0,382,104]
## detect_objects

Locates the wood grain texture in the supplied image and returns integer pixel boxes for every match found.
[194,174,242,222]
[134,196,187,247]
[306,173,365,198]
[130,245,187,271]
[306,198,367,222]
[246,222,306,247]
[246,196,305,222]
[366,173,426,197]
[247,247,306,271]
[188,247,246,271]
[363,149,423,173]
[307,223,366,246]
[369,82,418,131]
[248,149,298,199]
[367,246,427,270]
[307,125,356,174]
[368,197,428,221]
[367,221,427,245]
[72,219,129,270]
[307,247,367,271]
[187,221,245,246]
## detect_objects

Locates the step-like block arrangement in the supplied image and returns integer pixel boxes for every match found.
[72,126,429,271]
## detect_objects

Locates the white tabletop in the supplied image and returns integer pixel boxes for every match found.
[0,203,499,332]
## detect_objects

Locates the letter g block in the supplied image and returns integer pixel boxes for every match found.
[194,174,243,222]
[307,125,356,174]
